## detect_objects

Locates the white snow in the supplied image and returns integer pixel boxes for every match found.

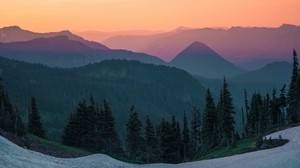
[1,126,300,168]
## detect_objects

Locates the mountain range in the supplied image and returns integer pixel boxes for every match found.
[0,26,108,50]
[0,26,246,78]
[0,27,165,67]
[102,24,300,69]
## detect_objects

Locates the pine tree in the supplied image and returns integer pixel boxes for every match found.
[102,99,122,156]
[144,115,158,163]
[0,77,25,136]
[126,105,143,160]
[220,78,235,147]
[287,49,299,123]
[28,96,45,138]
[202,89,218,152]
[182,111,190,161]
[159,118,178,163]
[190,106,201,156]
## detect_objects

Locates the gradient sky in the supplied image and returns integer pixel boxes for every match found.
[1,0,300,32]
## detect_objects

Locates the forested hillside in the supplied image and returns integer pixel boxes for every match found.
[0,57,206,141]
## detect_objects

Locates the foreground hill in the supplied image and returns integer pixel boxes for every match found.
[1,126,299,168]
[0,57,206,141]
[170,42,245,78]
[0,36,165,67]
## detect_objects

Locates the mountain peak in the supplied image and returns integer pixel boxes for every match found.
[1,26,23,32]
[180,41,214,55]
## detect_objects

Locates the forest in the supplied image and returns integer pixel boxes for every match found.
[0,50,299,163]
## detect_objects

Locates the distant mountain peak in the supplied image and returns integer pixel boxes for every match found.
[1,26,22,30]
[179,41,215,55]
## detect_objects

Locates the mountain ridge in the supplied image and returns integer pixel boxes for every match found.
[170,41,246,78]
[0,26,109,50]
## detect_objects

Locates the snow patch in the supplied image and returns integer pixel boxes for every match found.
[1,126,300,168]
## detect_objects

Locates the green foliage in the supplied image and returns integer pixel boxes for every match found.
[219,78,235,147]
[28,96,45,138]
[158,118,180,163]
[0,77,25,136]
[199,139,256,160]
[202,89,218,153]
[287,49,299,123]
[126,105,143,160]
[182,111,190,161]
[62,98,122,156]
[0,57,206,141]
[144,115,159,163]
[190,106,202,156]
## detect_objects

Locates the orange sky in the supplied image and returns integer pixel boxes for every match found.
[1,0,300,32]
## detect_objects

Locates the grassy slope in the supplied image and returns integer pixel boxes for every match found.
[199,139,256,160]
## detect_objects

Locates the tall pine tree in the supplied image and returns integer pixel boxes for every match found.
[190,106,202,156]
[28,96,45,138]
[182,111,190,161]
[202,89,218,152]
[126,105,143,160]
[287,49,299,123]
[220,78,235,147]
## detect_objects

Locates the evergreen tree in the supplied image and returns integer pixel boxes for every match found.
[0,77,25,136]
[159,118,178,163]
[244,89,250,138]
[287,49,299,123]
[126,105,143,160]
[220,78,235,147]
[144,115,158,163]
[28,96,45,138]
[182,111,190,161]
[202,89,218,152]
[190,106,202,156]
[102,99,122,155]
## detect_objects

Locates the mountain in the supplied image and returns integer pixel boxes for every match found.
[102,24,300,67]
[0,57,206,141]
[0,35,165,67]
[230,61,292,84]
[170,42,246,78]
[0,26,109,50]
[2,126,300,167]
[76,29,164,42]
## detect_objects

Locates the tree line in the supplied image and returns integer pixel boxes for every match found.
[61,78,236,163]
[0,76,45,138]
[62,49,300,163]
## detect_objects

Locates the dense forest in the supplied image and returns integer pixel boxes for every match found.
[0,57,206,141]
[0,49,299,163]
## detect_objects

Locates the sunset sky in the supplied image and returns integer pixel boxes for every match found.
[1,0,300,32]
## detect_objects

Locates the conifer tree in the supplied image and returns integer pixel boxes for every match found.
[182,111,190,161]
[220,78,235,147]
[190,106,201,156]
[287,49,299,123]
[28,96,45,138]
[159,118,178,163]
[126,105,143,160]
[102,99,122,156]
[202,89,218,151]
[0,77,25,136]
[144,115,158,163]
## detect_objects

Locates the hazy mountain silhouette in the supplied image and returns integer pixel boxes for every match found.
[103,24,300,67]
[76,29,164,42]
[230,61,292,84]
[0,26,109,50]
[0,35,165,67]
[170,42,245,78]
